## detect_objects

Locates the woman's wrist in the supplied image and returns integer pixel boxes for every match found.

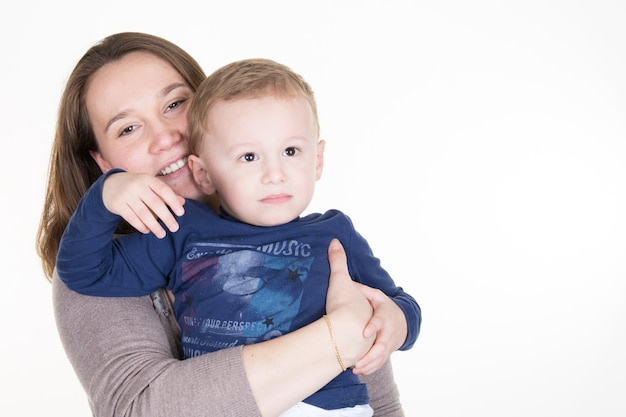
[242,318,351,416]
[322,315,347,371]
[324,309,374,368]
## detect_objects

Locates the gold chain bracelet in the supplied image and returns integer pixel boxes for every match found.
[322,315,346,372]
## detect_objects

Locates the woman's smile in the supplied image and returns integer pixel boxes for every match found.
[159,156,189,176]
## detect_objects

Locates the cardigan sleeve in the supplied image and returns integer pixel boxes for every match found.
[359,360,406,417]
[52,273,262,417]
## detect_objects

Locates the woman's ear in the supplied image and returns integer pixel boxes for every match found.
[89,150,112,173]
[188,155,217,195]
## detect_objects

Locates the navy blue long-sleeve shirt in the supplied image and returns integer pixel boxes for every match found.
[57,170,421,410]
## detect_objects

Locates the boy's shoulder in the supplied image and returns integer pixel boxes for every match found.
[299,209,354,228]
[183,199,219,215]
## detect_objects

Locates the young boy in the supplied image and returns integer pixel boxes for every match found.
[57,58,420,416]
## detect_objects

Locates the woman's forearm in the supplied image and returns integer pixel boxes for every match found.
[244,239,378,416]
[243,318,345,416]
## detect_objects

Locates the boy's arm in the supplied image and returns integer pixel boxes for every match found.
[56,169,174,296]
[341,214,421,375]
[345,222,421,349]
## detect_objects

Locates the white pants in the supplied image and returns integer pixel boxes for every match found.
[279,402,373,417]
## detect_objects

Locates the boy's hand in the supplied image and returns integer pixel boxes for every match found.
[102,172,185,238]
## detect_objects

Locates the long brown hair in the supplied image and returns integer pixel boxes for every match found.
[36,32,206,280]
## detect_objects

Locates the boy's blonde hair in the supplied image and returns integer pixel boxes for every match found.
[188,58,319,155]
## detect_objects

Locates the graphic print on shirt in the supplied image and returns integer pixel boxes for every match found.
[178,241,316,358]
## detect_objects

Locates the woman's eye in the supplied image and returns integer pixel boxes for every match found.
[120,125,136,136]
[167,99,187,111]
[284,147,298,157]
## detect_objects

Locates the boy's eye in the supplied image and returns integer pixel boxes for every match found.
[284,147,298,157]
[240,153,257,162]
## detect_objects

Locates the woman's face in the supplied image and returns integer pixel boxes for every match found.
[86,51,203,199]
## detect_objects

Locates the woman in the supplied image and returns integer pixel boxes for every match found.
[37,32,413,416]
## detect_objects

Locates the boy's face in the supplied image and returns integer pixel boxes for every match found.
[193,95,325,226]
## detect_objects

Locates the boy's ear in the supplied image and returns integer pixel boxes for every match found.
[315,139,326,181]
[188,155,217,195]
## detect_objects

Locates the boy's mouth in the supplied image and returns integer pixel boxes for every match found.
[159,157,188,176]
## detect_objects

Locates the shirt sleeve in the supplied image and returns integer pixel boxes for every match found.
[56,169,176,297]
[343,213,422,351]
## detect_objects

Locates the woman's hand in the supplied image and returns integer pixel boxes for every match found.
[352,284,408,375]
[103,172,185,238]
[324,239,376,367]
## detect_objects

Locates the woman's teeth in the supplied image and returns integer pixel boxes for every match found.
[160,157,188,176]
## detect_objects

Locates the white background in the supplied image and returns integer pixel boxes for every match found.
[2,1,625,416]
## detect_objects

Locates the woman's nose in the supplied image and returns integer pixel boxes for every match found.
[149,119,184,152]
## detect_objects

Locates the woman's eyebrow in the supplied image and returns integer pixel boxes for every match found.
[105,111,130,133]
[159,82,189,97]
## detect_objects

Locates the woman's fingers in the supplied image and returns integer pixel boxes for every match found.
[351,281,408,375]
